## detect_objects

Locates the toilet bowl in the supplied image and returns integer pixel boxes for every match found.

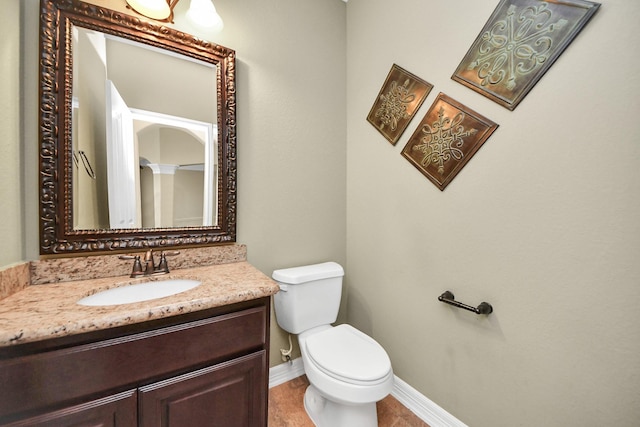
[300,324,394,426]
[272,262,394,427]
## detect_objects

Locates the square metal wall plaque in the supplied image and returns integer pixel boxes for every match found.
[402,93,499,191]
[452,0,600,110]
[367,64,434,145]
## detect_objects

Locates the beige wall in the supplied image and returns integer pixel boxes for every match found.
[21,0,40,260]
[346,0,640,426]
[215,0,348,364]
[0,0,22,266]
[8,0,639,425]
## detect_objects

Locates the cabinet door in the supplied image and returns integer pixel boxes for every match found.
[139,351,266,427]
[2,390,136,427]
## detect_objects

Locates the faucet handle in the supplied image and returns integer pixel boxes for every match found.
[156,251,180,274]
[118,254,144,278]
[131,255,144,276]
[157,253,170,274]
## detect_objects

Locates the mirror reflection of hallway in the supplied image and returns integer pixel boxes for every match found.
[72,26,217,231]
[138,125,209,228]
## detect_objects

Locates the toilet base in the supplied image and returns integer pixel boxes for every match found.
[304,385,378,427]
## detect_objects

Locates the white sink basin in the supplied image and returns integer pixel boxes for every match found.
[77,279,201,306]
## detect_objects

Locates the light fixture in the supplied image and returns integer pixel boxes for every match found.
[186,0,224,32]
[125,0,177,22]
[125,0,224,32]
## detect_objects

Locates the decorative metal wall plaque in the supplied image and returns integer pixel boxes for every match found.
[367,64,434,145]
[401,93,498,191]
[452,0,600,110]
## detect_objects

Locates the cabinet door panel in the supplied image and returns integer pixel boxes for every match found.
[139,351,266,427]
[2,390,136,427]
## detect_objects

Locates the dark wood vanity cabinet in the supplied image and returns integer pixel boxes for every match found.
[0,298,270,427]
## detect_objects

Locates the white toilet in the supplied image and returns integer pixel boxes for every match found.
[272,262,394,427]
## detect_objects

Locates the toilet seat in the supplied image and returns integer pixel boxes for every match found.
[305,324,391,386]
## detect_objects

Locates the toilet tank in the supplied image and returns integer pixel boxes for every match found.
[272,262,345,334]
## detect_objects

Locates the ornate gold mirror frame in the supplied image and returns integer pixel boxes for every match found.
[39,0,236,254]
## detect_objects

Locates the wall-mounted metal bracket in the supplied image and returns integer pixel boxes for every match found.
[438,291,493,315]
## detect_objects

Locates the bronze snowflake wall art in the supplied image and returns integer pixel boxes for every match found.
[367,64,434,145]
[452,0,600,110]
[402,93,498,191]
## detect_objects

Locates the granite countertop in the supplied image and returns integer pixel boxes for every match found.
[0,261,279,347]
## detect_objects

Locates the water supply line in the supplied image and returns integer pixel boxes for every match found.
[280,334,293,364]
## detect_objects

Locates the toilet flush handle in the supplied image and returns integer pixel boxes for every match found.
[278,284,289,292]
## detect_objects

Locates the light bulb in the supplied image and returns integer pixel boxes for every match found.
[186,0,224,32]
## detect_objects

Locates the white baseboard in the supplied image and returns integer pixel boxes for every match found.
[269,358,467,427]
[269,357,305,388]
[391,376,468,427]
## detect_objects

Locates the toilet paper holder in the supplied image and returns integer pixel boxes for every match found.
[438,291,493,315]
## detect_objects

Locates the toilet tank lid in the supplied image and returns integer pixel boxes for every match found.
[272,262,344,284]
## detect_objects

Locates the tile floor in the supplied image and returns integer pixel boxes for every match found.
[268,375,430,427]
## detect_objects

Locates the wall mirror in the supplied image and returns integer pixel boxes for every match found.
[39,0,236,254]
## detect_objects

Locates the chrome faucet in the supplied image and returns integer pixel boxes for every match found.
[119,250,180,278]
